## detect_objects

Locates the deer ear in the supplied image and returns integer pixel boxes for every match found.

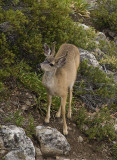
[56,57,66,68]
[44,43,51,56]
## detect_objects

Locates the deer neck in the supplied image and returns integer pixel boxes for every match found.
[43,70,56,88]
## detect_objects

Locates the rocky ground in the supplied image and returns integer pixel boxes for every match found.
[0,82,114,160]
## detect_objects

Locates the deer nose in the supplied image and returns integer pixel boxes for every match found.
[36,64,41,69]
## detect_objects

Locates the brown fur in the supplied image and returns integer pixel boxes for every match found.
[40,43,80,135]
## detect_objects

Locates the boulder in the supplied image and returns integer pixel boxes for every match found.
[0,125,35,160]
[36,126,70,156]
[79,48,102,69]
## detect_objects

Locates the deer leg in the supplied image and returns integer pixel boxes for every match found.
[56,105,61,118]
[61,95,68,135]
[45,94,52,123]
[67,87,73,119]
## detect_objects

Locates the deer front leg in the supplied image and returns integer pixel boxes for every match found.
[45,94,52,123]
[61,95,68,135]
[67,87,73,119]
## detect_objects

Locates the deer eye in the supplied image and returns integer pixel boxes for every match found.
[49,63,54,67]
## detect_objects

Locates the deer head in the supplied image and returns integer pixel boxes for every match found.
[40,42,67,72]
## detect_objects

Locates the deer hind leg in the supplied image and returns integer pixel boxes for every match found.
[45,94,52,123]
[61,95,68,135]
[56,105,61,118]
[67,85,73,119]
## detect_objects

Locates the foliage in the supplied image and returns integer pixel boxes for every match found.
[0,0,97,68]
[0,81,5,93]
[70,24,97,50]
[14,110,24,126]
[0,33,15,67]
[74,107,87,129]
[91,0,117,33]
[112,142,117,160]
[86,108,117,141]
[72,0,90,17]
[74,107,117,142]
[78,60,117,99]
[98,40,117,71]
[25,114,36,137]
[4,110,24,127]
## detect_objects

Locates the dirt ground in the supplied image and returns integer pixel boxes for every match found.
[0,84,113,160]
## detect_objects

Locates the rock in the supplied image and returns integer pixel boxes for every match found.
[78,23,90,30]
[0,22,11,32]
[0,136,7,157]
[87,0,97,9]
[78,136,84,143]
[22,105,29,111]
[114,124,117,134]
[82,124,89,131]
[25,100,32,106]
[35,147,43,160]
[79,48,102,69]
[0,108,4,113]
[0,125,35,160]
[35,147,42,156]
[96,32,107,41]
[36,126,70,156]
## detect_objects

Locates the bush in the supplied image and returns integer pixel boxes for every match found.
[74,107,117,141]
[98,40,117,71]
[0,0,97,68]
[78,60,117,99]
[86,108,116,141]
[91,0,117,33]
[113,142,117,160]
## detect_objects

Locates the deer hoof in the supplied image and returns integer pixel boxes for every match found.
[56,112,61,118]
[44,118,50,124]
[67,112,71,119]
[63,128,68,135]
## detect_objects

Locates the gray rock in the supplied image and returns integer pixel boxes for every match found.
[0,125,35,160]
[35,147,43,160]
[96,32,107,41]
[82,124,89,131]
[87,0,97,9]
[0,22,11,32]
[114,124,117,134]
[78,136,83,143]
[35,147,42,156]
[79,48,102,69]
[78,23,90,30]
[25,100,32,106]
[36,126,70,156]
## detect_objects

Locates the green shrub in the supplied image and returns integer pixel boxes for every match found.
[79,60,117,99]
[0,0,97,68]
[91,0,117,33]
[26,114,36,137]
[74,107,87,129]
[74,107,117,141]
[0,33,15,67]
[86,108,117,141]
[0,81,5,93]
[113,142,117,160]
[73,0,89,17]
[98,40,117,71]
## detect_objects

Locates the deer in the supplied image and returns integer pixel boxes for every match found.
[40,42,80,135]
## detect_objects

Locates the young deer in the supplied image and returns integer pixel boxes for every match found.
[40,42,80,135]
